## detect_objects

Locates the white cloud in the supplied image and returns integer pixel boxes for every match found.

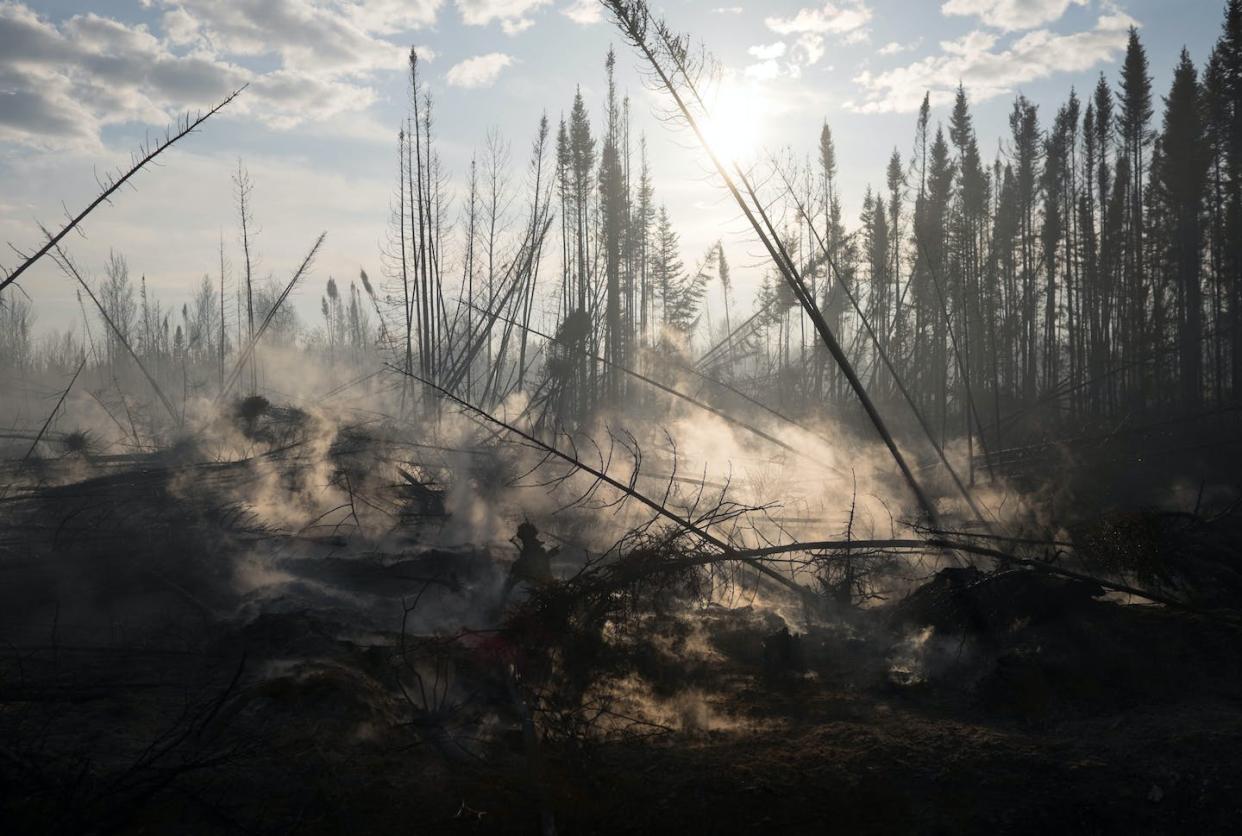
[796,33,826,64]
[745,59,782,80]
[765,2,871,37]
[343,0,444,33]
[165,0,444,42]
[744,34,827,80]
[849,9,1133,113]
[842,27,870,45]
[748,42,787,60]
[150,1,433,75]
[877,39,920,56]
[0,4,241,148]
[942,0,1088,31]
[161,7,199,45]
[0,2,442,150]
[713,6,744,13]
[745,20,834,80]
[445,52,516,88]
[562,0,601,25]
[456,0,551,33]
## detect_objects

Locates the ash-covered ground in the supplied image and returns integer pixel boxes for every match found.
[3,397,1242,835]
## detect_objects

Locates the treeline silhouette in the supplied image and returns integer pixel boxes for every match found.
[737,4,1242,457]
[5,4,1242,466]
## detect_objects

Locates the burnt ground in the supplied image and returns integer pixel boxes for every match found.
[3,558,1241,835]
[2,418,1242,834]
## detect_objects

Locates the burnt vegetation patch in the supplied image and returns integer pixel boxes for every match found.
[4,1,1242,833]
[2,425,1241,833]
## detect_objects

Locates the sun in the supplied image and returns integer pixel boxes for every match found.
[701,80,764,165]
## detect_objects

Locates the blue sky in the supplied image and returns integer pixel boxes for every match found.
[0,0,1227,335]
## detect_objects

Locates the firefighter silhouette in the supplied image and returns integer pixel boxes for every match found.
[500,520,558,604]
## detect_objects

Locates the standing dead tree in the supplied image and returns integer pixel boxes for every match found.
[395,366,813,599]
[769,156,993,529]
[234,161,258,394]
[218,234,326,401]
[466,300,845,475]
[603,1,943,529]
[442,189,556,400]
[48,242,179,424]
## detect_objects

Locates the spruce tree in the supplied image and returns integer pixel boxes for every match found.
[600,49,627,401]
[651,205,683,330]
[1160,49,1209,407]
[1009,95,1041,401]
[1117,28,1154,404]
[1220,0,1242,397]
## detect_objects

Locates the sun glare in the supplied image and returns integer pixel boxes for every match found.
[702,80,763,165]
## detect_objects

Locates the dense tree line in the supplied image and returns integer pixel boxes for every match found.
[9,7,1240,454]
[732,4,1242,456]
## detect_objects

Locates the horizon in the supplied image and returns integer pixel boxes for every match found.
[0,0,1223,339]
[8,5,1242,830]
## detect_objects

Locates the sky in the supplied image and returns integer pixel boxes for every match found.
[0,0,1228,337]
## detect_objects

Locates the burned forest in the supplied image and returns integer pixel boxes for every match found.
[4,0,1242,833]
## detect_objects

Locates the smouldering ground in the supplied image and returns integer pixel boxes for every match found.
[3,399,1242,834]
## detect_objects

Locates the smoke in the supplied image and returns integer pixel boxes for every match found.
[600,677,745,735]
[0,330,1059,678]
[886,626,975,687]
[2,340,1041,643]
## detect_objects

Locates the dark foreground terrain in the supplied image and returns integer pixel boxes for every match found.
[2,406,1242,835]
